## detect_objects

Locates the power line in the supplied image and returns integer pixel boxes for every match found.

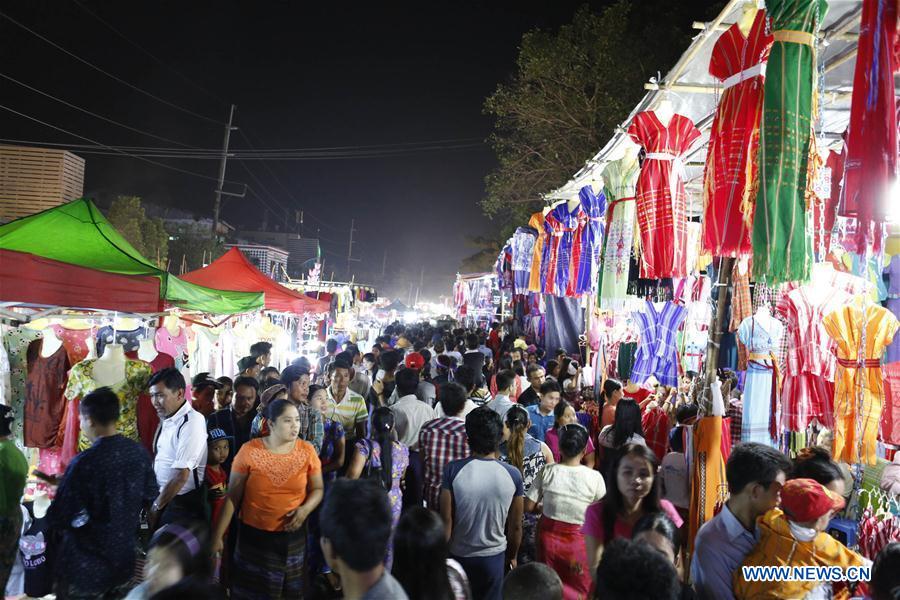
[0,9,225,126]
[236,161,289,218]
[0,72,200,149]
[69,0,228,106]
[0,103,243,185]
[20,143,483,159]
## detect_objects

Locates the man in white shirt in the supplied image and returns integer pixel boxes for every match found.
[148,368,208,528]
[392,368,435,509]
[486,369,516,419]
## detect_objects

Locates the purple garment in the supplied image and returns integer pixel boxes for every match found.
[630,300,686,387]
[574,185,607,295]
[887,256,900,363]
[511,226,537,295]
[541,202,582,296]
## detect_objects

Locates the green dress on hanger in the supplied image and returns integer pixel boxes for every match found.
[751,0,827,284]
[598,152,640,309]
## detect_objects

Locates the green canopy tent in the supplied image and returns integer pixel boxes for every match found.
[0,198,263,314]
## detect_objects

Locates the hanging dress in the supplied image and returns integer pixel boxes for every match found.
[631,300,687,388]
[627,111,702,279]
[841,0,898,253]
[702,10,773,257]
[511,226,538,296]
[572,185,607,296]
[823,300,899,465]
[752,0,827,283]
[528,211,548,293]
[737,314,783,446]
[541,202,582,296]
[599,153,640,310]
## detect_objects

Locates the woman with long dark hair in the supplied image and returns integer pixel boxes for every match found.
[599,378,624,429]
[393,507,471,600]
[581,443,683,582]
[347,406,409,569]
[597,399,645,475]
[790,446,848,496]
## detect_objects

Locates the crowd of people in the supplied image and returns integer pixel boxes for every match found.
[1,321,899,600]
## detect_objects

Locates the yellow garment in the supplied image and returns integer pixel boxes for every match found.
[734,508,866,600]
[688,416,728,557]
[527,211,547,293]
[823,300,899,465]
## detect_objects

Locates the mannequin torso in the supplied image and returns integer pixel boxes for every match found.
[39,328,63,358]
[654,99,675,127]
[137,338,159,363]
[92,343,127,386]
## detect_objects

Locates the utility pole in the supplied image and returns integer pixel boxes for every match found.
[381,249,387,278]
[212,104,237,238]
[346,218,360,280]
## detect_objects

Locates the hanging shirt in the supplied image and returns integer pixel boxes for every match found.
[24,339,70,448]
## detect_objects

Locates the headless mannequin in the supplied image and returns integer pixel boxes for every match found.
[92,343,127,387]
[163,314,181,336]
[39,327,63,358]
[567,194,581,212]
[737,1,758,37]
[116,317,141,332]
[654,98,675,127]
[137,338,159,363]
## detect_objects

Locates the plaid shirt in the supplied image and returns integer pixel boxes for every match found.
[249,401,324,453]
[419,417,469,511]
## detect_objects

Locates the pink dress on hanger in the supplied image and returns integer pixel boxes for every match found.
[627,111,701,279]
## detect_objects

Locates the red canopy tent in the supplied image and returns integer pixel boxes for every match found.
[181,248,329,315]
[0,249,163,313]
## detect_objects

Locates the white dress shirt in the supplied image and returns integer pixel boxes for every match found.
[154,400,208,494]
[392,394,436,450]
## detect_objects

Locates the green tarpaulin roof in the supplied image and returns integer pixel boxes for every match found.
[0,198,264,314]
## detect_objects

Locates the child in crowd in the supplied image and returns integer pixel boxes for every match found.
[215,377,233,410]
[735,478,869,599]
[204,428,231,583]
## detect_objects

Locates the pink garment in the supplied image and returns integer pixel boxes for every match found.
[544,426,596,463]
[581,499,683,541]
[50,325,93,364]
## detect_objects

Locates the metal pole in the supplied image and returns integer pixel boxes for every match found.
[212,104,236,238]
[347,218,356,279]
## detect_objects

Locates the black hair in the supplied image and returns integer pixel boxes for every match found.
[495,369,516,393]
[280,365,310,388]
[871,542,900,600]
[611,399,643,448]
[525,363,544,377]
[466,407,504,455]
[675,403,699,424]
[149,523,212,583]
[265,398,296,423]
[553,399,573,427]
[345,344,360,358]
[249,341,272,357]
[320,479,392,572]
[438,382,467,417]
[434,340,445,354]
[393,507,455,600]
[454,365,477,393]
[790,447,844,487]
[0,405,12,437]
[557,357,575,390]
[326,339,339,353]
[595,538,679,600]
[216,376,233,387]
[380,350,401,372]
[466,333,479,350]
[602,444,661,545]
[148,367,186,392]
[539,380,561,396]
[512,360,526,377]
[684,370,698,381]
[370,407,395,491]
[395,367,420,397]
[669,426,685,454]
[260,366,280,378]
[307,384,326,400]
[559,423,589,459]
[502,563,563,600]
[602,378,623,400]
[233,376,259,394]
[334,350,353,364]
[503,405,530,473]
[237,355,258,373]
[632,511,679,557]
[726,442,792,495]
[330,358,352,373]
[79,387,120,426]
[545,359,560,376]
[362,352,376,364]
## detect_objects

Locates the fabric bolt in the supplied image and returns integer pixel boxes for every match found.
[419,417,470,511]
[541,201,583,296]
[24,340,70,448]
[752,0,827,283]
[47,434,158,595]
[64,358,151,452]
[841,0,898,253]
[355,439,409,568]
[3,328,43,451]
[631,301,687,387]
[729,261,753,332]
[598,154,640,310]
[824,300,899,465]
[688,416,729,557]
[738,314,783,446]
[573,185,607,296]
[511,226,538,295]
[702,10,772,257]
[627,111,702,279]
[49,325,93,364]
[527,211,548,293]
[95,326,143,357]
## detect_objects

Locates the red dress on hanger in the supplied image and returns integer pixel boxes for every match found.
[842,0,898,253]
[627,111,701,279]
[702,10,772,257]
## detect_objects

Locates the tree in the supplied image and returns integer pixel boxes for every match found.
[107,195,169,267]
[166,232,225,274]
[481,0,721,228]
[460,235,504,273]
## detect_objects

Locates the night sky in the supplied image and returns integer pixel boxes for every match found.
[2,0,650,301]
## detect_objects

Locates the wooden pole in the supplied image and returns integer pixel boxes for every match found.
[704,256,735,409]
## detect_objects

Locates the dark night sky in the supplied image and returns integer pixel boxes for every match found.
[1,0,630,301]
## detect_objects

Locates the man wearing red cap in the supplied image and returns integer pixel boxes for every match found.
[735,478,869,599]
[387,352,436,408]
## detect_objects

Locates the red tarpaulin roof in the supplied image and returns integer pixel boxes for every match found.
[181,248,329,315]
[0,249,163,313]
